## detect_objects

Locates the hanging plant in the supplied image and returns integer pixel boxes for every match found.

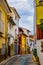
[33,48,37,57]
[39,19,43,31]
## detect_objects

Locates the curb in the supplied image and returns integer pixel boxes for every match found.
[32,55,36,62]
[0,56,15,65]
[0,55,20,65]
[32,55,41,65]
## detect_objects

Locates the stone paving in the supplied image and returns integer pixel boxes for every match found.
[0,54,36,65]
[24,57,36,65]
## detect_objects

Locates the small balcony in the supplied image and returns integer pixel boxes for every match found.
[39,0,43,5]
[0,20,4,34]
[9,16,16,26]
[39,0,43,2]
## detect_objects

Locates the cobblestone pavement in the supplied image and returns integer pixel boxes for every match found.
[2,54,36,65]
[24,56,36,65]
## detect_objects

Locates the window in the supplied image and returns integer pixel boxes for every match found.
[15,29,17,37]
[26,39,28,45]
[9,22,13,29]
[0,20,4,33]
[15,15,17,20]
[9,17,14,29]
[27,31,29,34]
[15,29,17,35]
[1,44,6,55]
[0,10,2,20]
[8,37,10,46]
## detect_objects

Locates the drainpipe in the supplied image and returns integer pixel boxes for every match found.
[33,0,36,49]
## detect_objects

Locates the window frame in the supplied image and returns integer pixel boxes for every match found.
[1,44,6,55]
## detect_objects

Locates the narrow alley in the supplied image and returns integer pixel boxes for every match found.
[0,0,43,65]
[1,54,36,65]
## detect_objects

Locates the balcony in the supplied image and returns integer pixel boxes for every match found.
[39,0,43,2]
[0,20,4,34]
[9,16,16,26]
[39,0,43,5]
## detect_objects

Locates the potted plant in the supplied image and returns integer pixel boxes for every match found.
[33,48,40,65]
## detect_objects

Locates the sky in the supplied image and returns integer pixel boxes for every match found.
[7,0,34,34]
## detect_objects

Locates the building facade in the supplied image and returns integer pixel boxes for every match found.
[18,28,30,54]
[8,15,16,56]
[0,0,11,62]
[22,28,30,54]
[18,28,26,54]
[35,0,43,65]
[8,7,20,56]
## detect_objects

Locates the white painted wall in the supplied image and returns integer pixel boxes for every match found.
[30,42,34,51]
[11,8,19,26]
[29,41,34,52]
[12,11,19,39]
[36,39,43,65]
[8,8,20,45]
[8,25,19,45]
[8,23,15,45]
[13,16,19,26]
[26,37,30,46]
[14,25,19,38]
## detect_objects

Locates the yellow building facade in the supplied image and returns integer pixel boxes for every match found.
[21,33,28,54]
[36,0,43,25]
[21,34,26,54]
[0,0,11,62]
[36,0,43,65]
[18,28,29,54]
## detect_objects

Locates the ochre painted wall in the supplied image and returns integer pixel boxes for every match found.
[36,6,43,25]
[0,5,8,48]
[36,0,39,5]
[36,0,43,65]
[21,34,26,54]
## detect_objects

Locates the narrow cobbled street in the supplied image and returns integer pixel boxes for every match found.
[0,0,42,65]
[4,54,36,65]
